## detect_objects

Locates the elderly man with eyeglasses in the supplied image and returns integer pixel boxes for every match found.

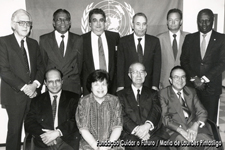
[159,66,216,150]
[0,9,44,150]
[117,62,169,150]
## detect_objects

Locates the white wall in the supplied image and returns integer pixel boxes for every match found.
[0,0,26,144]
[183,0,224,33]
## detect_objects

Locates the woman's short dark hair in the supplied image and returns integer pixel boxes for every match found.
[86,69,110,92]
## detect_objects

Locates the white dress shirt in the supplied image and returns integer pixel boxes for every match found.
[134,33,145,54]
[49,91,62,129]
[91,31,109,72]
[55,30,68,57]
[169,30,181,48]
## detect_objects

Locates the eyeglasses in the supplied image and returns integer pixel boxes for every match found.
[130,71,146,76]
[172,75,186,80]
[15,21,32,27]
[54,18,70,24]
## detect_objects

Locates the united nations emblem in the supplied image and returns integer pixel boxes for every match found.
[81,0,135,36]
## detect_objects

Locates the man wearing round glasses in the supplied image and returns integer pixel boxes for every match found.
[0,9,44,150]
[39,9,83,95]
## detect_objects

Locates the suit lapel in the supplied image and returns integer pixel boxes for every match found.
[105,31,113,73]
[126,87,142,122]
[165,32,175,60]
[42,92,55,127]
[203,30,216,60]
[26,38,35,75]
[169,87,187,123]
[10,34,26,68]
[85,32,95,71]
[49,31,64,61]
[183,87,195,122]
[58,91,66,125]
[129,34,139,61]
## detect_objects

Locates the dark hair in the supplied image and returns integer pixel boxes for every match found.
[86,69,110,92]
[167,8,182,20]
[132,12,148,23]
[88,8,106,23]
[44,68,63,81]
[170,66,186,78]
[53,9,71,21]
[197,8,214,22]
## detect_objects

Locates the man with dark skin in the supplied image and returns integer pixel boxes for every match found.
[40,9,83,95]
[181,8,225,124]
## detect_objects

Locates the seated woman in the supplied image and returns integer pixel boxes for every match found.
[76,70,123,150]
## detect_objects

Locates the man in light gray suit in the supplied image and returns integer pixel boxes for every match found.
[157,8,189,89]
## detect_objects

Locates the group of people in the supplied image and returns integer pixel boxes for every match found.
[0,5,224,150]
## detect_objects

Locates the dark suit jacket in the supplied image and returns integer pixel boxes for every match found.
[39,31,83,94]
[157,31,189,88]
[180,30,225,96]
[82,30,120,95]
[24,90,80,149]
[0,34,44,105]
[159,86,212,137]
[117,86,168,140]
[117,33,161,89]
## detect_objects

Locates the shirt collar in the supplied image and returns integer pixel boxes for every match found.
[49,90,62,101]
[131,84,143,93]
[14,33,26,46]
[91,31,106,38]
[169,30,181,37]
[172,87,183,96]
[133,33,145,41]
[55,30,68,39]
[200,30,212,37]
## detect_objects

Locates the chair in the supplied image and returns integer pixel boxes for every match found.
[23,133,34,150]
[207,119,224,150]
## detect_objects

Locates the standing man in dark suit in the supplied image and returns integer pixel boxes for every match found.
[180,8,225,124]
[40,9,83,95]
[157,8,189,89]
[160,66,216,150]
[82,8,120,95]
[25,69,80,150]
[117,12,161,92]
[117,63,169,150]
[0,9,44,150]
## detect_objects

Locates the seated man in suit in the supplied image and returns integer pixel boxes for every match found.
[159,66,216,150]
[25,68,80,150]
[117,62,169,150]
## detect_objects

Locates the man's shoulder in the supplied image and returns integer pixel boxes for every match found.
[40,31,54,39]
[105,30,120,36]
[156,31,168,38]
[68,32,81,38]
[62,90,80,99]
[145,34,159,41]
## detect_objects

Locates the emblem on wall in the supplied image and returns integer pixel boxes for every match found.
[81,0,135,36]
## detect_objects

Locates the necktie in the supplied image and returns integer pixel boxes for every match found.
[137,38,143,63]
[137,89,141,106]
[60,35,65,57]
[177,92,190,118]
[137,89,142,118]
[52,95,57,121]
[172,34,178,59]
[201,34,207,59]
[21,40,30,74]
[98,35,107,70]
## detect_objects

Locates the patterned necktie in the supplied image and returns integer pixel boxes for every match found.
[52,95,57,121]
[98,35,107,70]
[172,34,178,59]
[201,34,207,59]
[21,40,30,74]
[177,92,190,118]
[60,35,65,57]
[137,38,143,63]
